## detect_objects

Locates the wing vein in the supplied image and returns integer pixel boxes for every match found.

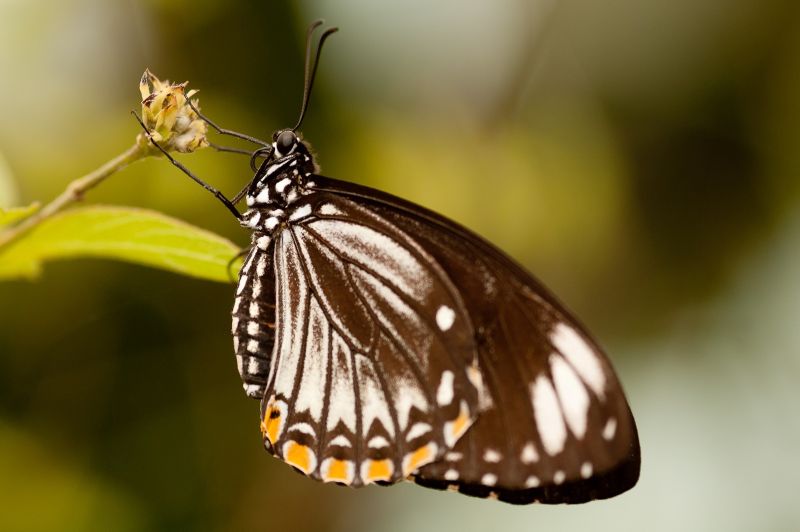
[286,228,366,359]
[342,263,441,427]
[302,221,468,372]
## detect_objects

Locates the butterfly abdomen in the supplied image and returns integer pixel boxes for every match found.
[232,235,277,398]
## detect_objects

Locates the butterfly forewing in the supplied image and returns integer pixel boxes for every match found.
[258,193,483,487]
[309,176,641,503]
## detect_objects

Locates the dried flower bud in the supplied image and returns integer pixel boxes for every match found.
[137,69,208,153]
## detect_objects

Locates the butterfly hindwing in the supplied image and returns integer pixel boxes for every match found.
[258,193,483,486]
[310,176,641,503]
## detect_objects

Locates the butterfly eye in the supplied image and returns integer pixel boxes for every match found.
[276,130,297,155]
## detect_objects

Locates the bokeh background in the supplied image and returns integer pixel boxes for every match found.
[1,0,799,530]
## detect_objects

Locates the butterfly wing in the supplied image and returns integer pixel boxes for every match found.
[259,193,483,487]
[309,175,640,504]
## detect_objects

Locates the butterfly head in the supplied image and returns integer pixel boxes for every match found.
[244,130,316,210]
[273,129,300,158]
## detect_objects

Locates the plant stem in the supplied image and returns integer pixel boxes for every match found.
[0,143,147,250]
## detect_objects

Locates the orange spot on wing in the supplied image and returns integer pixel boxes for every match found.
[444,401,472,447]
[284,441,315,474]
[261,398,288,446]
[403,443,437,476]
[262,404,283,444]
[323,459,351,483]
[451,410,469,435]
[364,459,393,483]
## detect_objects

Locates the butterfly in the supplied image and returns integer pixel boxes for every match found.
[139,20,640,505]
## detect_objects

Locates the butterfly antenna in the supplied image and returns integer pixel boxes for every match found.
[292,20,338,132]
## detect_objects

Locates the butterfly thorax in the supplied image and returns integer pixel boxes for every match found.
[241,140,316,226]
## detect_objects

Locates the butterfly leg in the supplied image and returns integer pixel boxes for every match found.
[226,246,251,283]
[131,110,242,220]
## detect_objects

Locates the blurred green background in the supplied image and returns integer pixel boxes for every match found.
[1,0,799,530]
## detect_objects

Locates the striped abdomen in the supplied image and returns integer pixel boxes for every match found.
[232,235,276,398]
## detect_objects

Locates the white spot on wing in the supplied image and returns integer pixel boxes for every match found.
[531,376,567,455]
[521,442,539,464]
[249,302,259,318]
[436,305,455,331]
[274,178,291,193]
[436,370,455,406]
[483,449,502,463]
[247,339,259,353]
[288,422,316,437]
[553,470,566,484]
[551,323,606,397]
[329,435,351,447]
[444,469,459,481]
[247,321,260,336]
[581,462,593,478]
[445,452,463,462]
[481,473,497,486]
[318,203,340,216]
[368,436,389,449]
[467,364,493,410]
[525,476,540,488]
[406,422,432,441]
[550,354,590,439]
[603,417,617,440]
[289,204,312,221]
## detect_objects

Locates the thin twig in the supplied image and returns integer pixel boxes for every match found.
[0,143,146,250]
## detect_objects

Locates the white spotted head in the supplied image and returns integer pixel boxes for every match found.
[244,130,316,211]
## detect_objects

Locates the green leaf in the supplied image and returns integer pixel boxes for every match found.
[0,202,40,228]
[0,206,242,282]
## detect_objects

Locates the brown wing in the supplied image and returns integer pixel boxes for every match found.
[257,193,483,487]
[311,175,640,504]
